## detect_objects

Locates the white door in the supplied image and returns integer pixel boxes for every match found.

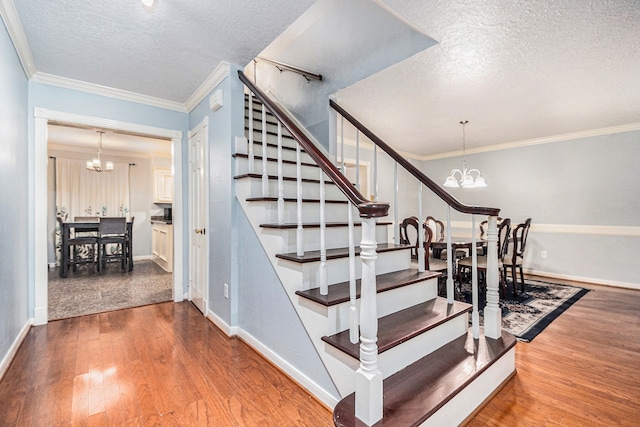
[188,119,208,314]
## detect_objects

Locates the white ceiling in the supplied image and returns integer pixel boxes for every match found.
[7,0,640,157]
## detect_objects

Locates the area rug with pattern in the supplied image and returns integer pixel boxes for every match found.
[457,279,590,342]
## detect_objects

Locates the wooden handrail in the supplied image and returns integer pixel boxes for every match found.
[330,100,500,217]
[238,71,389,218]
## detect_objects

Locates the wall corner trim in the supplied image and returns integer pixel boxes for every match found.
[0,0,37,77]
[185,61,231,113]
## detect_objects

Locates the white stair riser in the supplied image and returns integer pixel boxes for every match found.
[235,157,321,181]
[250,200,350,224]
[245,178,349,202]
[299,277,439,336]
[421,348,516,427]
[263,223,389,253]
[293,249,412,289]
[324,311,469,379]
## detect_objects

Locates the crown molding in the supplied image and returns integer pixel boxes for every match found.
[0,0,36,77]
[184,61,230,112]
[30,72,187,112]
[420,122,640,161]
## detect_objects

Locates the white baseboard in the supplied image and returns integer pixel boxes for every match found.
[0,318,33,382]
[133,255,154,261]
[525,269,640,291]
[205,310,338,409]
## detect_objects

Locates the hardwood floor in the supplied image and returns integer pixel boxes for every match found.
[1,278,638,426]
[0,302,333,426]
[468,277,640,426]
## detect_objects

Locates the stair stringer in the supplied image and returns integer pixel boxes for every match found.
[235,177,430,398]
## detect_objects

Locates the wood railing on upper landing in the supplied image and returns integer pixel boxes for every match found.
[238,70,389,219]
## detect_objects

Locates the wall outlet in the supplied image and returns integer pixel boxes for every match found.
[224,283,229,299]
[541,250,548,259]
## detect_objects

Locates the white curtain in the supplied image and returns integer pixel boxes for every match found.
[55,158,130,220]
[54,158,130,264]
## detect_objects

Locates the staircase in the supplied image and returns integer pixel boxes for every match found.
[234,73,516,426]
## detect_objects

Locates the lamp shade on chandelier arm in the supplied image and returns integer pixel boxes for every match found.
[442,121,486,188]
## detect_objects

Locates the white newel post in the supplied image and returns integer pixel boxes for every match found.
[356,217,383,425]
[484,215,502,339]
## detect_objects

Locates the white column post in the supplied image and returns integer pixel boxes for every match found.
[446,206,454,304]
[471,214,480,338]
[355,217,383,425]
[484,215,501,339]
[277,122,284,225]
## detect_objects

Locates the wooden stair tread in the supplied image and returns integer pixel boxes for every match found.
[246,197,348,204]
[322,298,471,358]
[296,268,441,307]
[233,153,317,167]
[234,173,334,184]
[245,125,296,140]
[276,243,410,263]
[263,221,393,230]
[333,330,517,427]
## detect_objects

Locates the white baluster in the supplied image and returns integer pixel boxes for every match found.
[248,93,254,173]
[484,215,501,339]
[296,144,304,257]
[355,218,382,425]
[394,162,399,245]
[341,117,345,172]
[417,183,425,272]
[319,169,327,295]
[446,206,454,304]
[261,104,268,197]
[348,203,358,343]
[471,214,479,338]
[373,145,378,202]
[355,130,360,191]
[277,122,284,225]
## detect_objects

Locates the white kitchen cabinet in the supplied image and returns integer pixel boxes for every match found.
[151,221,173,272]
[153,168,173,203]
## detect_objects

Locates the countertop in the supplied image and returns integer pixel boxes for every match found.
[150,216,172,225]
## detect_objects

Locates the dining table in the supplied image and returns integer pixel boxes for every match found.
[430,236,487,261]
[59,219,134,277]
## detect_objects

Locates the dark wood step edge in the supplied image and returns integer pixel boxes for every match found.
[233,153,317,168]
[262,221,393,230]
[295,269,441,307]
[234,173,335,185]
[275,243,410,263]
[322,298,471,358]
[246,197,348,204]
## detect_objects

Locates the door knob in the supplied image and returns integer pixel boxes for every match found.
[195,228,206,234]
[195,228,202,234]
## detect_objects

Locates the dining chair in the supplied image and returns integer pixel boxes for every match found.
[426,216,466,260]
[457,218,511,297]
[423,225,448,295]
[399,216,420,260]
[57,217,98,273]
[97,217,127,272]
[503,218,532,295]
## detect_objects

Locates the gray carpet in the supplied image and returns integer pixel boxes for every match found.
[48,259,173,320]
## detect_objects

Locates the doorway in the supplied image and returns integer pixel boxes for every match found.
[33,108,184,325]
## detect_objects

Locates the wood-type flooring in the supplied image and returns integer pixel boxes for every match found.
[0,276,638,426]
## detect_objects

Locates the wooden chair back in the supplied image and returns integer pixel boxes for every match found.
[99,217,126,236]
[424,216,444,241]
[497,218,512,261]
[399,216,420,260]
[480,217,503,240]
[512,218,532,259]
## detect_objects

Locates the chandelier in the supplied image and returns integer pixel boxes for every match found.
[86,131,113,172]
[443,120,487,188]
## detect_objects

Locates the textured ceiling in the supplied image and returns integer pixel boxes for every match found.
[335,0,640,156]
[13,0,315,102]
[9,0,640,157]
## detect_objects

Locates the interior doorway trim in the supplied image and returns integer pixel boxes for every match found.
[33,108,184,325]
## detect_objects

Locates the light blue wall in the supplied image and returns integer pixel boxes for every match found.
[236,205,339,398]
[0,20,30,365]
[421,130,640,286]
